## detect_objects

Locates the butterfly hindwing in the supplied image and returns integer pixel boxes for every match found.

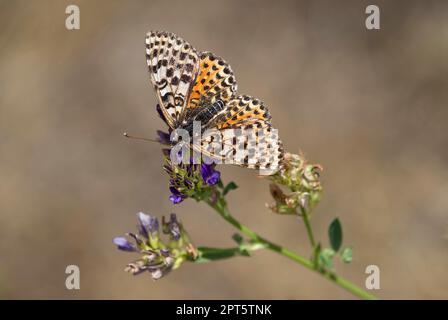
[146,31,284,174]
[244,123,284,173]
[146,31,200,128]
[199,95,283,173]
[198,121,283,173]
[206,95,272,130]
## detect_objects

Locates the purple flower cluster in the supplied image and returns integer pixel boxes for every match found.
[156,104,221,204]
[167,162,220,204]
[113,212,194,280]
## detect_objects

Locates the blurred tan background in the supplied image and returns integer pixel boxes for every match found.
[1,0,448,299]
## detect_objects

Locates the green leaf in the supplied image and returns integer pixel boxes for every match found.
[232,233,244,245]
[195,247,241,263]
[319,248,335,269]
[223,182,238,195]
[217,180,224,189]
[328,218,343,252]
[340,247,353,264]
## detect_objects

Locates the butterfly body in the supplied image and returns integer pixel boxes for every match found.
[181,100,225,136]
[146,31,284,174]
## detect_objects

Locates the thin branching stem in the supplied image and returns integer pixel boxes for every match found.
[206,198,378,300]
[300,207,317,248]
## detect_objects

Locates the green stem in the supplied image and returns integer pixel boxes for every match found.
[207,198,378,300]
[300,207,316,248]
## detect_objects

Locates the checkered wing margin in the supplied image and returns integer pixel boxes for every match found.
[146,31,200,128]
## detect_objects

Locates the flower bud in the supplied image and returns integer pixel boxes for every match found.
[114,212,196,280]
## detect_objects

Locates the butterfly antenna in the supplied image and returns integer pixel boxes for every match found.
[123,132,159,143]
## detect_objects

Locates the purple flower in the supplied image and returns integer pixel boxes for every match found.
[113,237,136,252]
[156,130,171,145]
[169,187,186,204]
[200,164,221,185]
[172,148,186,164]
[137,212,159,238]
[114,211,195,281]
[167,213,181,240]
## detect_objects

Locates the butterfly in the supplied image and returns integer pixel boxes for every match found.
[145,31,283,174]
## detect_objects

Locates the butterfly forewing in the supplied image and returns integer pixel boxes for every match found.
[146,31,200,128]
[146,31,284,174]
[188,52,237,109]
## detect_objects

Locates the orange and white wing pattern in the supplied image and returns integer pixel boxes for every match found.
[207,95,272,130]
[188,52,237,109]
[200,122,283,173]
[201,95,283,173]
[146,31,200,128]
[146,31,284,174]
